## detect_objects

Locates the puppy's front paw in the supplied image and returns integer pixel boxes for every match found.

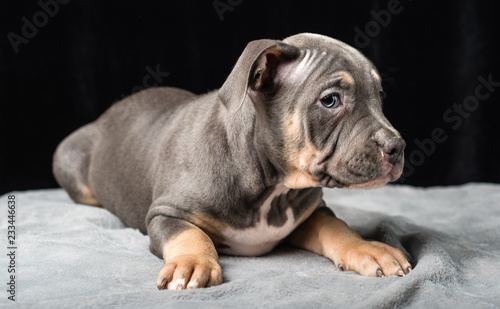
[335,240,412,277]
[156,254,222,290]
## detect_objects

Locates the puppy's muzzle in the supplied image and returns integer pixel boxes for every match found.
[315,128,406,189]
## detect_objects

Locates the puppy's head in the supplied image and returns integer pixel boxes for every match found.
[219,33,405,190]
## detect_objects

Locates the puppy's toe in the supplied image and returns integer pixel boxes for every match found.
[336,241,412,277]
[156,255,222,290]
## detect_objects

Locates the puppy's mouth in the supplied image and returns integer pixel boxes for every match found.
[346,162,403,189]
[316,156,404,190]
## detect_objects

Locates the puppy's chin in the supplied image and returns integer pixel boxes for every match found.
[287,158,404,190]
[346,163,403,190]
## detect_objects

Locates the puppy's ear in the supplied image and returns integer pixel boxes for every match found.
[219,39,300,112]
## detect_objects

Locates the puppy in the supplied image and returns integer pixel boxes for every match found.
[53,33,411,290]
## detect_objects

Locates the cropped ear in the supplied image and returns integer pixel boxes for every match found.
[218,39,300,112]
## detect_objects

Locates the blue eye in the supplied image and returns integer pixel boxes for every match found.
[320,93,341,108]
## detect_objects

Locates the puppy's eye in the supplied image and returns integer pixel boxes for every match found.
[320,93,341,108]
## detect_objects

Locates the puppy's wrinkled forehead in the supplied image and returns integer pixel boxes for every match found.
[282,33,380,88]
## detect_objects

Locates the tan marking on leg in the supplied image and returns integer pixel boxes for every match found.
[157,227,222,290]
[287,210,412,277]
[286,209,354,256]
[283,112,321,189]
[77,184,101,207]
[189,214,228,244]
[162,228,219,262]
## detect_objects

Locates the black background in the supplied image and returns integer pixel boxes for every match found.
[1,0,499,195]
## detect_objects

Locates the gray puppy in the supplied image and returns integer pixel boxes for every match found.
[53,33,411,290]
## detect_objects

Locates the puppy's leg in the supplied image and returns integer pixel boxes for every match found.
[286,207,412,277]
[147,215,222,290]
[53,123,101,206]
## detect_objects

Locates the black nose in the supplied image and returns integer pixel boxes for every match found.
[379,138,406,165]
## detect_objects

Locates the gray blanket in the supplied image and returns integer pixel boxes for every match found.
[1,183,499,308]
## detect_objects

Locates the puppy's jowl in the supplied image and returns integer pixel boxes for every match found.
[54,33,411,290]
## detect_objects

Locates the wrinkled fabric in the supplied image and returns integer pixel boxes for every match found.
[1,183,499,308]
